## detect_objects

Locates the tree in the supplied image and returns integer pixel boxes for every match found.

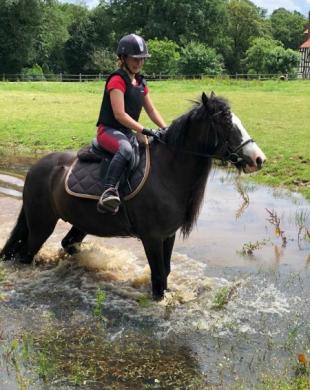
[145,0,228,47]
[91,2,116,50]
[64,8,95,73]
[142,39,180,75]
[243,37,300,75]
[270,8,307,49]
[0,0,43,73]
[178,41,223,75]
[35,1,71,72]
[226,0,266,73]
[103,0,228,48]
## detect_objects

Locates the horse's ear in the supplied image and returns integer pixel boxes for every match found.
[202,92,208,106]
[210,91,216,98]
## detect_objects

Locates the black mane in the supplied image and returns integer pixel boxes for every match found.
[165,95,231,149]
[164,94,232,238]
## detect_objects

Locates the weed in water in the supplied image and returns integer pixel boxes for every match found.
[0,266,6,282]
[68,361,97,386]
[294,208,310,249]
[266,208,287,247]
[35,351,57,381]
[137,295,152,308]
[211,284,239,310]
[1,338,30,388]
[92,288,106,319]
[284,323,303,352]
[235,176,250,219]
[238,239,269,256]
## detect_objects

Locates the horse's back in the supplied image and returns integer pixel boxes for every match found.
[24,151,76,197]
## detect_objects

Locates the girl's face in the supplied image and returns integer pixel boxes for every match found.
[125,57,145,74]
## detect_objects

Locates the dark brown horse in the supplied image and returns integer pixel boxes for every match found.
[1,93,266,299]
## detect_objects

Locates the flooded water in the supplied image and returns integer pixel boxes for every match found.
[0,158,309,389]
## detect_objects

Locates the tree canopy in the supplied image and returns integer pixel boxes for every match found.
[0,0,307,75]
[243,37,300,75]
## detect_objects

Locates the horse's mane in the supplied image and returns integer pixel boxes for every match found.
[165,95,231,148]
[164,95,231,238]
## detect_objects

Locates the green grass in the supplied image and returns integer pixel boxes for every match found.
[0,79,309,199]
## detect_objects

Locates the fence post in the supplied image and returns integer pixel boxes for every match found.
[59,73,62,82]
[2,74,5,81]
[79,73,82,82]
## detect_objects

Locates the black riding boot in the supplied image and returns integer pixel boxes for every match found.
[97,153,129,214]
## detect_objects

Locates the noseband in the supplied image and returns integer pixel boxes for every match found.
[218,138,255,164]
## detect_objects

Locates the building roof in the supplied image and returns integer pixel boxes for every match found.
[300,38,310,49]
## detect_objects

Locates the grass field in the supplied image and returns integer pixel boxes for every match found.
[0,79,309,199]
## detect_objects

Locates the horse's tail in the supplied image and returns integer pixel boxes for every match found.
[0,205,28,260]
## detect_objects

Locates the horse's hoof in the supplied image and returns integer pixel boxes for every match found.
[152,291,164,301]
[18,255,33,264]
[0,252,13,261]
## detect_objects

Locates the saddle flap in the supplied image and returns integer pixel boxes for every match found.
[65,141,150,201]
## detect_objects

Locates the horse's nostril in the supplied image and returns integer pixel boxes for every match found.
[256,156,263,167]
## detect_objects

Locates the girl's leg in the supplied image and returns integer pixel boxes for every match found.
[96,127,133,213]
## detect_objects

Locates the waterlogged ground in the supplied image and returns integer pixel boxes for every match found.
[0,158,309,389]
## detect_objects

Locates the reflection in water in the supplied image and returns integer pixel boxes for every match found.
[0,186,22,198]
[0,172,24,198]
[0,163,309,388]
[234,176,250,219]
[0,173,24,187]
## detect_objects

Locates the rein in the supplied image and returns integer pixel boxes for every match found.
[156,135,254,164]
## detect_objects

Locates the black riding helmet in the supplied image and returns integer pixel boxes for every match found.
[117,34,151,58]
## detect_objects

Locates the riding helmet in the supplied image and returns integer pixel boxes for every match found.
[117,34,151,58]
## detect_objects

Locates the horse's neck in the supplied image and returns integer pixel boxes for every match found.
[152,144,211,196]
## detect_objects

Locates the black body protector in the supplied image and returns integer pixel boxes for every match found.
[96,68,146,132]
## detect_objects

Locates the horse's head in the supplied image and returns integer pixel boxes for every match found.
[201,92,266,173]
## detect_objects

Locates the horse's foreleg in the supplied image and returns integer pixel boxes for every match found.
[163,234,175,278]
[61,226,87,255]
[141,237,166,300]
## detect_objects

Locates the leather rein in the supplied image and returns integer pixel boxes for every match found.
[156,133,255,165]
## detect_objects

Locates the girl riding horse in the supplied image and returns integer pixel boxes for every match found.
[96,34,167,214]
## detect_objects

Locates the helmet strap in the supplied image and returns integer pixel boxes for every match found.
[121,56,135,77]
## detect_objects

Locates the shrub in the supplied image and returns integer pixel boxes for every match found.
[21,64,45,81]
[143,38,180,76]
[178,41,224,76]
[92,48,116,74]
[243,37,300,75]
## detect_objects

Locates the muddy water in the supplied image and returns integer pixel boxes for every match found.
[0,160,309,389]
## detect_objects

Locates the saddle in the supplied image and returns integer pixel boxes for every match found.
[65,136,150,201]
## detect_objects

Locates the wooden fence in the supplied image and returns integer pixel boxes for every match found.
[1,72,302,82]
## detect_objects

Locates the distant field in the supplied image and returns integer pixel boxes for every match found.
[0,79,309,199]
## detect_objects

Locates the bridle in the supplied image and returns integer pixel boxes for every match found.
[156,130,255,165]
[214,138,255,164]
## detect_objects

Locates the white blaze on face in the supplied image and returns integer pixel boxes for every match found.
[232,113,266,172]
